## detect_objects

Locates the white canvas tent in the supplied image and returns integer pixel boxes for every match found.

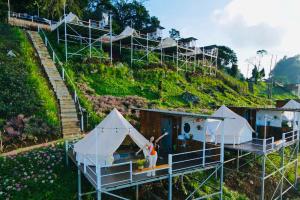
[197,105,254,145]
[74,108,149,166]
[282,100,300,129]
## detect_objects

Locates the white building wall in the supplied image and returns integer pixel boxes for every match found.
[256,110,283,127]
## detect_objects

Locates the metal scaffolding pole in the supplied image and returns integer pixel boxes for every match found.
[176,41,179,72]
[77,161,82,200]
[160,38,163,65]
[109,13,113,65]
[146,33,149,64]
[260,155,266,200]
[89,19,91,58]
[7,0,10,21]
[220,118,225,200]
[131,35,133,67]
[136,185,139,200]
[64,2,68,62]
[96,129,101,200]
[280,147,285,199]
[237,150,240,171]
[168,154,172,200]
[57,28,60,44]
[295,134,299,187]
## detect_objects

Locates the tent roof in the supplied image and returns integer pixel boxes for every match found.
[179,37,198,42]
[212,105,255,134]
[282,100,300,109]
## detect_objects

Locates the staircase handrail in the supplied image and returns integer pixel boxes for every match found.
[38,27,86,131]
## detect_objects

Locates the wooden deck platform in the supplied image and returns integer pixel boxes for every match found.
[68,150,220,192]
[9,17,51,31]
[224,138,297,155]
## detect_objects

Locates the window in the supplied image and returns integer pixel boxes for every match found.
[184,123,191,133]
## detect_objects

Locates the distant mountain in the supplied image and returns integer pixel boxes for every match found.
[271,55,300,84]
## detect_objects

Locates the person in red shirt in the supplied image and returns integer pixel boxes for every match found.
[136,132,168,177]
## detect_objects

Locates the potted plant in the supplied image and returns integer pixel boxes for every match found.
[136,159,146,170]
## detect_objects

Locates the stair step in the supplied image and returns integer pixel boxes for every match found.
[62,121,79,126]
[62,118,79,123]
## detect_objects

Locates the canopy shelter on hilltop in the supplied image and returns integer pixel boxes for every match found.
[74,108,148,166]
[196,105,254,145]
[49,12,218,74]
[51,12,111,63]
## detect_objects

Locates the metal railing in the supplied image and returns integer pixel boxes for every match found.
[172,146,221,172]
[252,137,275,153]
[9,12,55,26]
[38,28,86,131]
[282,130,299,144]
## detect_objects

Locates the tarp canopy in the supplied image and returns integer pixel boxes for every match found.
[111,26,139,42]
[74,108,148,166]
[198,105,254,145]
[159,37,177,49]
[282,100,300,128]
[51,12,80,31]
[99,26,140,44]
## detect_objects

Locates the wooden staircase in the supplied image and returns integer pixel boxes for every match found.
[27,31,81,138]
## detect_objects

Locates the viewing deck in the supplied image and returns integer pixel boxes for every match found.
[66,142,223,199]
[224,130,299,155]
[8,12,51,31]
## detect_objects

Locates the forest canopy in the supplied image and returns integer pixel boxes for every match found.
[271,55,300,84]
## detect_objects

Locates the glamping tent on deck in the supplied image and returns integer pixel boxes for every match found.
[196,105,254,145]
[282,100,300,129]
[74,108,148,166]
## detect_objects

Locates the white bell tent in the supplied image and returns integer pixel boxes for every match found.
[198,105,254,145]
[282,100,300,129]
[74,108,148,166]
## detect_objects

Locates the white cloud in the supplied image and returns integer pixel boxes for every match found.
[212,0,300,77]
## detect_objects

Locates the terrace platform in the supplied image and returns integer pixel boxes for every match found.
[66,142,223,199]
[225,130,299,155]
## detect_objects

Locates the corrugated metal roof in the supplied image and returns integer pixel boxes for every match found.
[228,106,300,112]
[132,107,226,120]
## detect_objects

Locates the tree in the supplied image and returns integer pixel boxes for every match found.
[217,46,238,68]
[251,66,265,83]
[112,0,157,32]
[271,55,300,84]
[230,64,239,77]
[10,0,88,20]
[256,49,267,71]
[169,28,180,40]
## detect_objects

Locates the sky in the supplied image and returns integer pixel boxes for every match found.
[145,0,300,78]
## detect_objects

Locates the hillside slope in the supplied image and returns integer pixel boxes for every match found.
[0,24,60,152]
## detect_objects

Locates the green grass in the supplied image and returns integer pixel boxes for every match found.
[0,24,60,152]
